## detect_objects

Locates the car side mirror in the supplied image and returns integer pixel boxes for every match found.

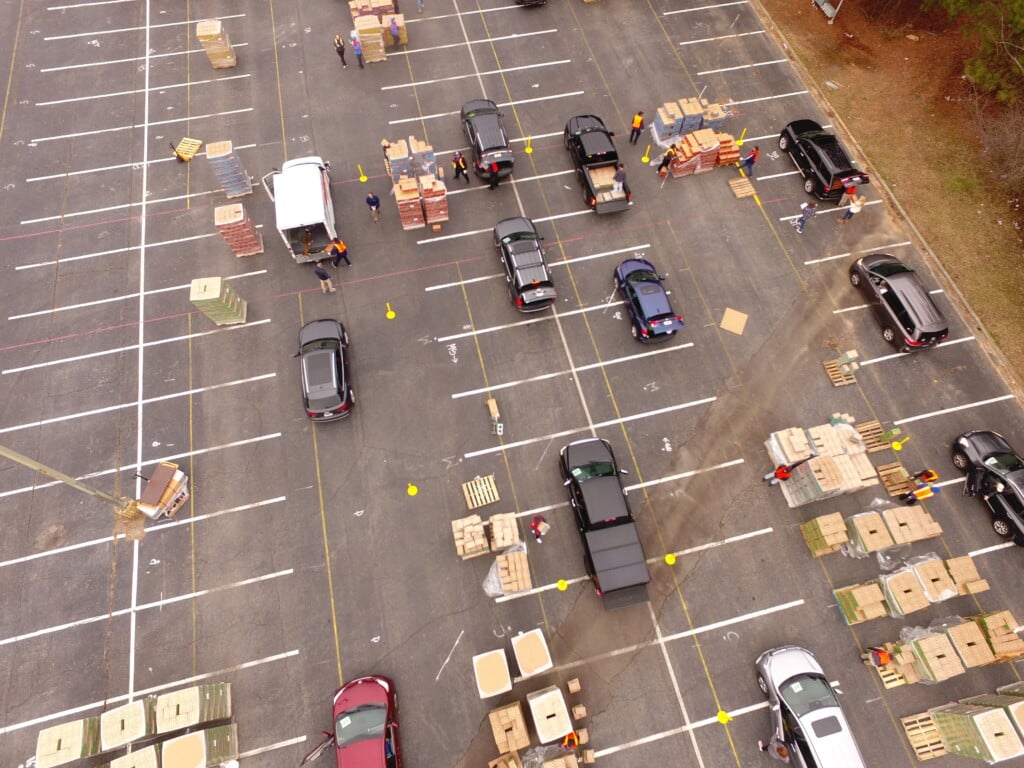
[563,478,572,487]
[619,468,629,476]
[292,351,300,358]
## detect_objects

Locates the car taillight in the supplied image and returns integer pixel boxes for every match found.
[640,327,649,338]
[905,338,923,347]
[516,296,524,307]
[334,402,350,413]
[625,191,632,201]
[306,409,317,417]
[588,195,596,206]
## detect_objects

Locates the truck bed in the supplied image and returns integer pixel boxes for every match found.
[585,164,630,212]
[583,524,650,607]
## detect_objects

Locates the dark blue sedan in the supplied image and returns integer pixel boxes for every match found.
[614,258,684,342]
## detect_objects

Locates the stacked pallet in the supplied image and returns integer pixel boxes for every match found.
[678,98,704,132]
[409,136,437,176]
[395,178,425,230]
[715,133,741,166]
[384,139,413,182]
[846,512,895,555]
[189,278,247,326]
[800,513,848,556]
[668,129,720,177]
[974,611,1024,661]
[488,513,520,550]
[772,427,813,462]
[835,582,887,625]
[947,556,991,595]
[945,621,997,668]
[206,141,252,198]
[881,505,943,544]
[653,101,684,141]
[701,101,729,131]
[879,569,930,617]
[452,514,489,559]
[354,15,386,63]
[913,555,958,602]
[489,753,523,768]
[419,174,449,225]
[914,633,967,682]
[214,204,263,257]
[930,703,1024,762]
[489,702,530,754]
[196,20,237,69]
[496,551,532,593]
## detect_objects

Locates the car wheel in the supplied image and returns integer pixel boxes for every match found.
[778,134,790,152]
[951,450,970,471]
[757,674,768,695]
[849,271,861,287]
[803,178,816,195]
[882,327,897,344]
[993,517,1013,538]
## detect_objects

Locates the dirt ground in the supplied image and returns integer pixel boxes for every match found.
[754,0,1024,389]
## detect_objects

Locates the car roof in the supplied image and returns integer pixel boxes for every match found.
[884,273,947,330]
[299,318,344,346]
[495,217,537,240]
[566,114,607,134]
[963,430,1015,458]
[578,475,630,526]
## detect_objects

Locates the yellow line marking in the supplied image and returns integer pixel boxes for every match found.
[268,0,288,160]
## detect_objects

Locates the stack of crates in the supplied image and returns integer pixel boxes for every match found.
[189,278,247,326]
[716,133,741,166]
[800,513,848,556]
[354,16,386,63]
[701,101,728,131]
[679,98,704,133]
[420,174,448,225]
[653,101,683,142]
[214,204,263,257]
[409,136,436,176]
[384,139,413,183]
[196,20,237,69]
[395,178,424,230]
[206,141,252,198]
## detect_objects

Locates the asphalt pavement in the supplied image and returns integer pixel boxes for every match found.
[1,1,1022,767]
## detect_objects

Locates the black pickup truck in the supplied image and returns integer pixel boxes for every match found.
[559,438,650,609]
[563,115,632,214]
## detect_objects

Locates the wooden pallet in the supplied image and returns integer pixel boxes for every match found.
[855,420,893,452]
[823,359,857,386]
[872,662,908,689]
[877,462,915,497]
[727,176,755,198]
[900,712,947,761]
[173,137,203,162]
[462,474,500,510]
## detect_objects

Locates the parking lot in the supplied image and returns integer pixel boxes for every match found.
[2,1,1023,767]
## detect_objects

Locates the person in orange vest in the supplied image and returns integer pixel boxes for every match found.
[629,111,644,144]
[657,144,677,177]
[562,731,579,750]
[861,646,892,666]
[738,145,760,178]
[912,468,939,483]
[327,237,350,268]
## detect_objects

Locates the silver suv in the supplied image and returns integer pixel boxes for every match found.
[755,646,867,768]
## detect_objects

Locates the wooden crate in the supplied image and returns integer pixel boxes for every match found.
[901,712,947,761]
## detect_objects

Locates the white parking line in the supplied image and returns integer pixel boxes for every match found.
[0,373,275,435]
[0,649,301,735]
[452,344,694,399]
[381,59,571,90]
[857,336,975,365]
[970,541,1016,558]
[437,300,625,343]
[628,458,747,493]
[389,90,585,126]
[48,0,134,9]
[239,737,308,760]
[664,1,748,15]
[22,186,230,224]
[44,13,245,40]
[0,432,282,500]
[680,30,766,46]
[777,198,881,224]
[698,58,787,75]
[8,270,266,320]
[0,497,286,568]
[30,107,254,143]
[805,240,912,265]
[35,74,251,107]
[0,569,293,647]
[2,318,272,375]
[893,394,1016,426]
[728,90,809,107]
[387,28,559,58]
[38,42,249,72]
[465,397,717,459]
[18,231,223,269]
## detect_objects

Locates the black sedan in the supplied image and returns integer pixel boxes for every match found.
[953,430,1024,543]
[614,258,684,342]
[494,217,556,312]
[849,254,948,351]
[298,319,353,421]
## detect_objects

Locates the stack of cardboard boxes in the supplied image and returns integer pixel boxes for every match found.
[451,514,489,559]
[488,514,520,550]
[214,204,263,258]
[383,136,448,230]
[652,97,728,142]
[189,278,247,327]
[800,513,849,556]
[496,551,531,594]
[353,15,386,63]
[195,20,237,69]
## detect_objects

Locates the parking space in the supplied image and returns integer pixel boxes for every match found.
[4,1,1024,767]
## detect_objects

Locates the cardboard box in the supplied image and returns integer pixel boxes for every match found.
[488,702,530,754]
[912,633,966,682]
[946,556,990,595]
[834,582,887,624]
[880,570,930,616]
[511,629,552,678]
[944,621,997,667]
[974,610,1024,659]
[913,557,958,603]
[847,512,896,553]
[472,649,512,699]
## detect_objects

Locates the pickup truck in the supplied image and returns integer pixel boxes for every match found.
[559,438,650,609]
[563,115,632,214]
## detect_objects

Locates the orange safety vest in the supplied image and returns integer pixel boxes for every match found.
[562,732,579,750]
[631,113,644,129]
[329,239,347,253]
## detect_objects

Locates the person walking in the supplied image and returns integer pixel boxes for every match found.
[839,181,858,207]
[530,515,550,543]
[738,145,760,178]
[612,163,627,194]
[313,262,336,293]
[417,0,424,12]
[452,151,470,183]
[389,16,400,44]
[657,144,677,177]
[757,733,791,763]
[365,192,381,223]
[488,161,500,190]
[333,34,347,68]
[839,195,865,224]
[326,237,351,268]
[352,37,364,68]
[629,111,644,144]
[794,201,817,234]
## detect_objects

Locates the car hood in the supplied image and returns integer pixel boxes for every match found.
[760,646,822,685]
[300,319,343,347]
[564,439,612,467]
[961,430,1014,459]
[494,217,536,241]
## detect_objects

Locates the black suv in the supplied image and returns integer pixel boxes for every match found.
[494,217,556,312]
[849,254,948,351]
[460,99,514,182]
[779,119,869,200]
[559,439,650,609]
[297,319,353,421]
[953,430,1024,544]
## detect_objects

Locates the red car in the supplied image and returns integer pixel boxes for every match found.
[303,676,402,768]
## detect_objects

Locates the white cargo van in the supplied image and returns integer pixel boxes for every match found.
[261,156,338,263]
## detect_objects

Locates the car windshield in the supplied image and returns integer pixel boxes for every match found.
[870,262,913,278]
[779,673,838,718]
[571,461,617,481]
[627,269,660,284]
[335,703,386,749]
[985,453,1024,472]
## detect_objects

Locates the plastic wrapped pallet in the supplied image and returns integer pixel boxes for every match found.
[834,582,887,624]
[879,569,929,616]
[845,511,896,556]
[945,556,990,595]
[942,620,996,667]
[902,627,965,683]
[929,702,1024,762]
[910,554,958,603]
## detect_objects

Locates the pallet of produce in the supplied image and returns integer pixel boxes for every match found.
[800,513,848,556]
[834,582,887,624]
